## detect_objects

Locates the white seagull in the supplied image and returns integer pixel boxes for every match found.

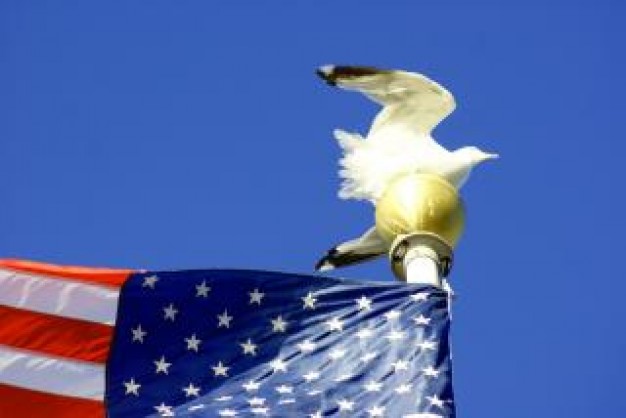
[315,65,498,272]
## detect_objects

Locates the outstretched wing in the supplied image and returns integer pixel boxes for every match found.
[315,226,387,272]
[317,65,456,136]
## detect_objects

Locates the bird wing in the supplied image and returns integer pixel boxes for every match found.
[315,226,387,272]
[317,65,456,136]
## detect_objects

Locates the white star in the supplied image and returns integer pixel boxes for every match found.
[131,324,147,343]
[337,399,354,411]
[302,292,318,309]
[212,361,229,377]
[396,383,412,394]
[393,359,409,371]
[411,292,430,302]
[154,402,173,417]
[185,334,201,352]
[297,339,317,353]
[269,358,288,373]
[413,314,431,325]
[249,288,265,305]
[242,380,260,392]
[142,275,158,288]
[335,373,354,382]
[426,394,445,409]
[271,315,288,333]
[384,310,401,320]
[386,329,405,341]
[326,316,344,331]
[422,365,440,378]
[183,382,200,397]
[360,352,378,363]
[310,411,323,418]
[328,348,347,360]
[218,409,238,417]
[217,309,233,328]
[163,303,178,321]
[367,405,385,417]
[155,403,170,413]
[240,338,257,356]
[123,378,140,395]
[275,385,293,394]
[189,405,206,411]
[303,370,321,382]
[196,280,211,297]
[356,328,374,340]
[250,407,270,415]
[248,397,265,406]
[355,295,372,311]
[419,340,437,351]
[364,380,382,392]
[154,356,171,374]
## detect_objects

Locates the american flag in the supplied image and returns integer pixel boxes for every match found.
[0,259,454,417]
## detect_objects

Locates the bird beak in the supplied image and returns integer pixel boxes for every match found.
[482,153,499,161]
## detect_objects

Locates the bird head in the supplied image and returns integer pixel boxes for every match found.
[456,146,499,166]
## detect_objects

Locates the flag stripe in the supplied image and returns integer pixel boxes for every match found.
[0,345,105,400]
[0,259,130,288]
[0,267,120,325]
[0,384,104,418]
[0,305,112,363]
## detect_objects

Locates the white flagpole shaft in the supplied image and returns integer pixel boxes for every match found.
[403,246,441,287]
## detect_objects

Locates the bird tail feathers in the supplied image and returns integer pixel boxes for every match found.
[333,129,362,151]
[332,129,373,201]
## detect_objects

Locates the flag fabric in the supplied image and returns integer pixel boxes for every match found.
[0,259,455,417]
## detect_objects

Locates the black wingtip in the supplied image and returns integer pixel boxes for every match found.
[316,66,337,86]
[315,244,386,272]
[332,65,382,77]
[316,64,388,87]
[314,259,330,272]
[314,247,338,271]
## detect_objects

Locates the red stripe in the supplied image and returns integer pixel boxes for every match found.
[0,259,132,288]
[0,305,113,364]
[0,384,104,418]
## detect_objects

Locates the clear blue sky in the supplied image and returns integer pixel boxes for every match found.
[1,1,624,416]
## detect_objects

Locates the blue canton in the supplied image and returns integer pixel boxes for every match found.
[106,270,454,417]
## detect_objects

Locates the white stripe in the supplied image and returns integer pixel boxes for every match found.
[0,345,104,400]
[0,268,119,325]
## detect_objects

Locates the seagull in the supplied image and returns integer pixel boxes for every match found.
[315,65,498,272]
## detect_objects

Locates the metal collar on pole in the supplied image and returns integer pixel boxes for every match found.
[389,232,453,286]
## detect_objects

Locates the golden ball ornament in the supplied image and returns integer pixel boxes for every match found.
[374,173,466,248]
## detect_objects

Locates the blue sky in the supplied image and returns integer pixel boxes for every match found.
[1,1,625,416]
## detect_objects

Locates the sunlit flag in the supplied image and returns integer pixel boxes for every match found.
[0,260,454,417]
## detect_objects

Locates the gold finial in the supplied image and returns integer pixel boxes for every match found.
[374,173,466,281]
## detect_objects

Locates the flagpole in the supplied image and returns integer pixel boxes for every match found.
[403,247,441,286]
